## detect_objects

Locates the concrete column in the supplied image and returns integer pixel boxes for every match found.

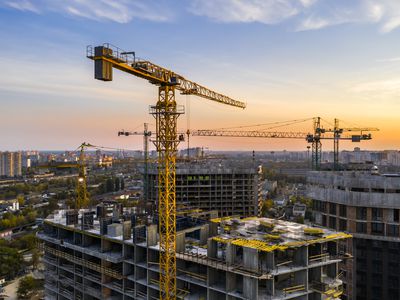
[146,224,157,247]
[176,232,185,253]
[200,224,210,245]
[226,243,235,265]
[209,222,218,237]
[207,239,217,259]
[243,247,258,272]
[294,246,308,267]
[243,276,258,299]
[266,279,274,296]
[266,251,274,270]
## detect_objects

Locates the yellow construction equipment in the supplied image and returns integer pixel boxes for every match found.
[36,142,91,209]
[87,43,245,299]
[192,117,378,170]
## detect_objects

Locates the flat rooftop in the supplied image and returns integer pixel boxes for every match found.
[210,217,351,252]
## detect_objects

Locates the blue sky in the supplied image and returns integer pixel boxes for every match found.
[1,0,400,151]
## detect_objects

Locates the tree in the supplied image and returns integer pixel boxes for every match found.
[106,178,114,193]
[17,276,35,299]
[17,195,25,206]
[31,248,40,270]
[0,247,23,279]
[19,234,37,250]
[120,178,125,190]
[261,199,274,217]
[115,177,120,191]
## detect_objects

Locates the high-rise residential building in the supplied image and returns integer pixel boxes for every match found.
[0,151,22,177]
[13,151,22,176]
[308,170,400,300]
[38,204,350,300]
[145,161,263,217]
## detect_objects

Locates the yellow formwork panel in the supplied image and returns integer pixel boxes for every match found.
[212,232,352,252]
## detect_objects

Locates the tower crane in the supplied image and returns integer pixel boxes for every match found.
[118,123,152,200]
[192,117,377,170]
[87,43,245,299]
[36,142,92,209]
[320,118,379,170]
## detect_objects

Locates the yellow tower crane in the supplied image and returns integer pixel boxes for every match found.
[36,142,91,209]
[87,43,245,299]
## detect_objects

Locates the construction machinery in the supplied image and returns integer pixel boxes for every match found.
[192,117,377,170]
[118,123,152,200]
[322,118,379,171]
[36,142,91,209]
[87,43,245,299]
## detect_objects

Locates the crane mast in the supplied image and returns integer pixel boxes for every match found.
[192,117,377,171]
[88,43,245,299]
[321,119,379,171]
[312,117,322,171]
[118,123,152,200]
[36,142,91,209]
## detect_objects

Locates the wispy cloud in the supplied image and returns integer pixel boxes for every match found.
[376,57,400,63]
[5,0,38,13]
[350,77,400,99]
[4,0,400,33]
[188,0,400,33]
[188,0,314,24]
[2,0,173,23]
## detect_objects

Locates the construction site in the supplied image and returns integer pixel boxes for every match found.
[33,44,366,300]
[38,201,351,300]
[145,160,263,218]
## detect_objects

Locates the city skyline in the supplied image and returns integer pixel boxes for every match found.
[1,0,400,151]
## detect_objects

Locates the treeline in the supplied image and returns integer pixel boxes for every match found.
[98,177,125,194]
[0,182,49,200]
[0,207,37,230]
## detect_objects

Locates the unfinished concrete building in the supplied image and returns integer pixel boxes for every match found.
[308,171,400,300]
[38,203,350,300]
[145,161,263,217]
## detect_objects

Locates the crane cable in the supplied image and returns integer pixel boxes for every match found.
[208,117,314,131]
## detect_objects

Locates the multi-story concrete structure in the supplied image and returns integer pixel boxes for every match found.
[146,161,262,217]
[0,151,22,177]
[38,205,350,300]
[308,171,400,300]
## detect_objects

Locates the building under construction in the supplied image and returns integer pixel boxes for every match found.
[308,170,400,300]
[38,202,351,300]
[145,160,263,217]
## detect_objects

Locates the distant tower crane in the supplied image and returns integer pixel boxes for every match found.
[118,123,152,200]
[192,117,377,170]
[322,118,379,170]
[36,142,91,209]
[87,43,245,299]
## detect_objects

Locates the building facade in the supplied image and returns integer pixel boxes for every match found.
[146,161,263,217]
[0,151,22,177]
[308,171,400,300]
[39,206,349,300]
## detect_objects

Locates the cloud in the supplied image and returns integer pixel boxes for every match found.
[188,0,314,24]
[188,0,400,33]
[350,77,400,99]
[5,0,39,13]
[2,0,173,23]
[4,0,400,33]
[376,57,400,63]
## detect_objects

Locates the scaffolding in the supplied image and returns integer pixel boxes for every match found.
[44,245,124,280]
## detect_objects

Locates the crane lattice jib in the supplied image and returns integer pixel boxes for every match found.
[87,44,246,109]
[87,43,245,300]
[192,130,372,141]
[192,130,309,139]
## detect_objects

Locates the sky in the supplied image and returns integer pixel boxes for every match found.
[0,0,400,152]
